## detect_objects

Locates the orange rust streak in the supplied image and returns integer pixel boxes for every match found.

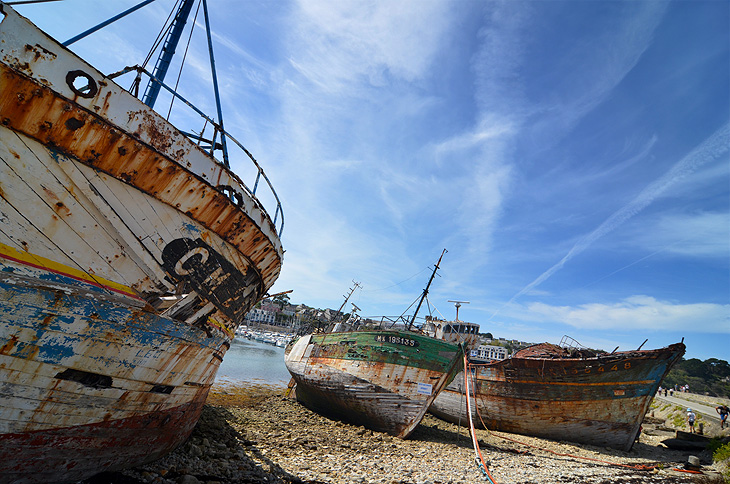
[505,379,655,386]
[0,66,280,287]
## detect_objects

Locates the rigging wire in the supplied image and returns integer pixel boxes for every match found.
[143,0,181,68]
[361,266,430,293]
[130,0,181,93]
[166,0,201,120]
[395,296,419,325]
[6,0,64,4]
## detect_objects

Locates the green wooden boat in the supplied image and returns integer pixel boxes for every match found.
[284,250,465,438]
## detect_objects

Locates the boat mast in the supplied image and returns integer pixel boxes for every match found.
[408,249,447,330]
[142,0,196,109]
[63,0,159,47]
[335,281,361,321]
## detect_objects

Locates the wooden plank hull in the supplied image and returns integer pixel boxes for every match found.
[0,5,283,482]
[285,331,462,438]
[429,342,685,451]
[0,398,204,484]
[0,279,220,483]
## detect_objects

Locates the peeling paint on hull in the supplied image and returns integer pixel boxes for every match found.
[0,279,222,483]
[0,4,283,482]
[429,342,685,451]
[285,331,463,438]
[0,395,206,484]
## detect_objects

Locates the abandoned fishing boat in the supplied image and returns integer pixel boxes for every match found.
[429,338,685,451]
[285,250,468,438]
[0,2,283,482]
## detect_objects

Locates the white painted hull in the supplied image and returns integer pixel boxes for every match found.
[0,4,284,482]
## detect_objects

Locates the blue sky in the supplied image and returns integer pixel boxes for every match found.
[16,0,728,361]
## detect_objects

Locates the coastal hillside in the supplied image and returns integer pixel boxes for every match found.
[662,357,730,397]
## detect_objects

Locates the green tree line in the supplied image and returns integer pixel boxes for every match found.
[662,357,730,397]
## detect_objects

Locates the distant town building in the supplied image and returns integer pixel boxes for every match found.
[247,307,277,325]
[260,301,280,313]
[471,344,508,362]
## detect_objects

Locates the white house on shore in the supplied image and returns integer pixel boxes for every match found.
[247,307,277,325]
[470,344,508,362]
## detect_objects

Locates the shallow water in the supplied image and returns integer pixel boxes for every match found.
[215,337,291,387]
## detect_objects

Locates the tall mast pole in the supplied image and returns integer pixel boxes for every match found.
[64,0,159,47]
[336,281,361,320]
[408,249,447,330]
[142,0,196,108]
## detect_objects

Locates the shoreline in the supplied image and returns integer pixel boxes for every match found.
[83,384,727,484]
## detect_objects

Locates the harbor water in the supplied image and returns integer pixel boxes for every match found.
[215,337,291,387]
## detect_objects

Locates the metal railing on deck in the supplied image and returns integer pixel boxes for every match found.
[107,65,284,238]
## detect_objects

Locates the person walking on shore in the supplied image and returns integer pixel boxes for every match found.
[686,408,696,433]
[717,404,729,429]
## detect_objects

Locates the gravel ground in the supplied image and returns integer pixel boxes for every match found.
[84,384,725,484]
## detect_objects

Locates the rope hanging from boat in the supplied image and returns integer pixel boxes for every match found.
[464,355,499,484]
[488,429,661,471]
[464,359,662,473]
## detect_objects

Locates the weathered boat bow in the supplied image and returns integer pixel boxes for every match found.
[430,339,686,451]
[0,2,284,481]
[285,252,467,439]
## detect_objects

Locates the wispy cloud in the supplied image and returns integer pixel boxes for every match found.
[471,2,668,139]
[631,211,730,258]
[525,296,729,333]
[288,0,453,91]
[498,123,730,310]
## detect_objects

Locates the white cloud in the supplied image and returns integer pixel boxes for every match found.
[524,296,729,333]
[432,116,516,159]
[289,0,454,91]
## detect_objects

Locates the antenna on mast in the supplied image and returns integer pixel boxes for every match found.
[447,300,469,321]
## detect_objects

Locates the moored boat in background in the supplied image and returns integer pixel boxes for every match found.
[429,338,686,451]
[0,1,283,481]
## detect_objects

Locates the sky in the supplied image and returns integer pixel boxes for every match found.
[14,0,729,361]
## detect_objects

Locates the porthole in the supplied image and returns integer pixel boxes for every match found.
[217,185,244,207]
[65,70,98,98]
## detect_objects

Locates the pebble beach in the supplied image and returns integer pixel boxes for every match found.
[83,382,727,484]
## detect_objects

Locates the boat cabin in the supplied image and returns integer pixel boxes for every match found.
[422,316,480,349]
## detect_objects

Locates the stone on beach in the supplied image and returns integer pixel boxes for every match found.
[84,386,719,484]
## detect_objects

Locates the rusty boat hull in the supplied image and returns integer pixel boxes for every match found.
[429,342,685,451]
[0,4,283,482]
[285,330,463,438]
